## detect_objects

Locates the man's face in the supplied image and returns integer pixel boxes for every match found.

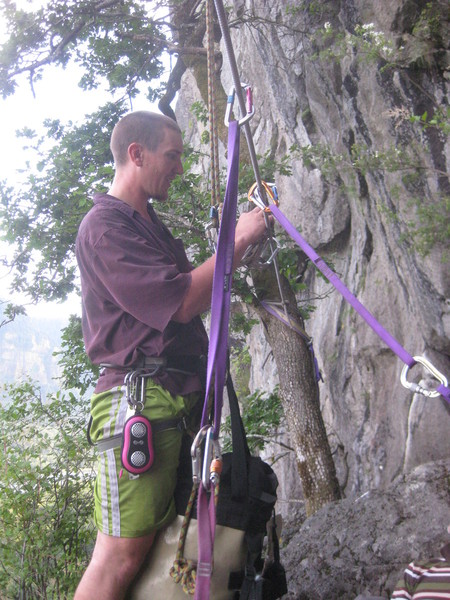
[141,127,184,201]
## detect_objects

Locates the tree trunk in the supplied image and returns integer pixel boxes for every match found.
[173,3,341,515]
[252,268,341,515]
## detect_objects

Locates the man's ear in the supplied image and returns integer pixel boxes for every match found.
[129,143,144,166]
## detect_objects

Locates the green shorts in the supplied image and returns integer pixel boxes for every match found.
[89,380,199,538]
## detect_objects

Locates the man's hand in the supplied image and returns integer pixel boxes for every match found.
[173,207,275,323]
[235,207,274,253]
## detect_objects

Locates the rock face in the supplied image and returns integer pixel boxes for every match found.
[176,0,449,505]
[280,458,450,599]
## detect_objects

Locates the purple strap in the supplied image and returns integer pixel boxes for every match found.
[260,300,322,383]
[195,121,241,600]
[199,121,240,436]
[437,384,450,403]
[268,203,450,403]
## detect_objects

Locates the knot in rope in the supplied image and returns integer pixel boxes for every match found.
[170,558,197,595]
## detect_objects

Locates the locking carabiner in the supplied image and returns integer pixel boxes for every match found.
[201,427,222,490]
[248,180,279,212]
[225,83,255,126]
[400,355,448,398]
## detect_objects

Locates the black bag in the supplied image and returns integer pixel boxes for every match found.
[128,373,287,600]
[174,373,287,599]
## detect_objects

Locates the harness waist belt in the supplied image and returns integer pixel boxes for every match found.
[100,355,207,376]
[95,417,187,453]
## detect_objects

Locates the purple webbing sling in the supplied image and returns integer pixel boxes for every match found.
[194,120,241,600]
[268,203,450,404]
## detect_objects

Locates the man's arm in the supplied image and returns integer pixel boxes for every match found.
[172,207,271,323]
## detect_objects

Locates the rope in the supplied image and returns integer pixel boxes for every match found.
[212,0,290,321]
[170,485,198,596]
[206,0,221,213]
[168,473,221,596]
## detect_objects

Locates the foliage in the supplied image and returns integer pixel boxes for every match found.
[0,379,95,599]
[276,244,307,295]
[409,106,450,136]
[238,148,293,197]
[0,101,124,302]
[313,21,395,68]
[54,314,100,395]
[0,301,26,327]
[313,2,448,72]
[190,100,209,127]
[0,0,167,100]
[294,140,449,258]
[406,195,450,260]
[229,308,259,337]
[220,386,285,456]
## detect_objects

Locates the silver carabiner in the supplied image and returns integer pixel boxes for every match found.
[400,355,448,398]
[124,369,146,412]
[201,427,222,490]
[190,425,210,487]
[225,83,255,126]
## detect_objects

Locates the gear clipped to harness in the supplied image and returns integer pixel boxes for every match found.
[121,412,154,475]
[121,370,155,475]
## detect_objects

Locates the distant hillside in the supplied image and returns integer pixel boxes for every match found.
[0,309,68,397]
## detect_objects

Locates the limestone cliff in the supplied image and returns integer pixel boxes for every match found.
[176,0,449,503]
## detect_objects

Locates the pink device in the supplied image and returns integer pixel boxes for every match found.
[120,413,154,474]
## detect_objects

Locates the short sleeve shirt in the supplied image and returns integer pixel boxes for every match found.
[75,193,209,395]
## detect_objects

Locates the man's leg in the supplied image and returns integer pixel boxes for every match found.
[74,530,155,600]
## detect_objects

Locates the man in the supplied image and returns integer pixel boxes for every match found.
[74,111,270,600]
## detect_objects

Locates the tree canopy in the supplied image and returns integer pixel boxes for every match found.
[0,0,206,302]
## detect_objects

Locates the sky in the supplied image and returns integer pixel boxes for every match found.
[0,66,110,319]
[0,8,161,320]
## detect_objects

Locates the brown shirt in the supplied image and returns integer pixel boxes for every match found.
[75,193,208,395]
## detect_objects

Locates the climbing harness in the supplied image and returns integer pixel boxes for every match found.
[87,356,204,459]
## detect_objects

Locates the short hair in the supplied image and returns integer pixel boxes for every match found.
[110,111,181,166]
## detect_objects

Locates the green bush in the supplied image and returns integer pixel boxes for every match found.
[0,380,96,599]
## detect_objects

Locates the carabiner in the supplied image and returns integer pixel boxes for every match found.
[248,181,279,212]
[190,425,210,487]
[124,370,145,412]
[400,355,448,398]
[201,427,222,490]
[225,83,255,126]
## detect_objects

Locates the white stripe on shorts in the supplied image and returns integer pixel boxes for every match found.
[107,448,121,537]
[99,452,109,534]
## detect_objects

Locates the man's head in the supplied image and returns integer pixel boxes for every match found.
[110,111,184,202]
[110,111,181,167]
